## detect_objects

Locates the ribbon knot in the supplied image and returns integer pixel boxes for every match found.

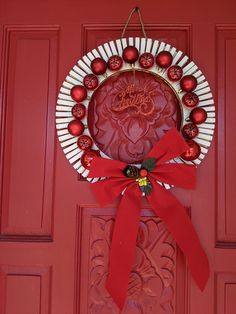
[88,128,209,310]
[136,176,149,187]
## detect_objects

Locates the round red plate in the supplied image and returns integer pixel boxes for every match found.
[88,70,181,164]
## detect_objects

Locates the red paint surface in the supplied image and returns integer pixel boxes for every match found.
[0,1,236,314]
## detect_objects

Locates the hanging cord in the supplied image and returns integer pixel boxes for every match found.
[121,6,147,38]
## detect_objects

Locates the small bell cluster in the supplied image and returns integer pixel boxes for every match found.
[123,158,157,195]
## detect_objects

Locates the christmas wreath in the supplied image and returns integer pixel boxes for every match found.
[56,37,215,186]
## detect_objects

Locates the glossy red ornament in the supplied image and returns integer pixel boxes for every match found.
[181,140,201,161]
[77,135,93,150]
[190,107,207,124]
[182,123,199,139]
[70,85,87,102]
[72,103,86,120]
[180,75,198,92]
[140,169,148,177]
[91,58,107,75]
[139,53,154,69]
[67,120,84,136]
[156,51,173,68]
[81,149,100,169]
[83,74,98,90]
[108,55,123,71]
[122,46,139,64]
[182,92,199,108]
[167,65,183,81]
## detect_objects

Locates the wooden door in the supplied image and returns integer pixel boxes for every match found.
[0,1,236,313]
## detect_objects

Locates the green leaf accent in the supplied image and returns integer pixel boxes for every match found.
[141,158,157,172]
[140,183,152,195]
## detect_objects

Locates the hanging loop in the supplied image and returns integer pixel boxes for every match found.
[121,6,147,38]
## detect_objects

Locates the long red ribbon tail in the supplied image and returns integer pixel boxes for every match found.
[147,179,209,290]
[106,183,142,310]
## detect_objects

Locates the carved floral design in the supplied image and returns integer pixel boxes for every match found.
[89,216,176,314]
[88,70,181,164]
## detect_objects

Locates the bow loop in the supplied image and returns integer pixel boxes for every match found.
[88,157,127,178]
[151,163,196,189]
[146,128,189,164]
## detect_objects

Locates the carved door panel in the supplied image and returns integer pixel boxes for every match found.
[0,1,236,314]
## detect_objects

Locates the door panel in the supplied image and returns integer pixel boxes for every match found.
[216,273,236,314]
[0,26,59,240]
[74,206,187,314]
[216,26,236,246]
[82,24,191,56]
[0,265,51,314]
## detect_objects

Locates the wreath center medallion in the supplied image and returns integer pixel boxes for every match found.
[88,70,181,163]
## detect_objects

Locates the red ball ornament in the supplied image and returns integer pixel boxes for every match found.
[91,58,107,75]
[70,85,87,102]
[180,75,198,92]
[167,65,183,81]
[139,53,154,69]
[156,51,173,68]
[181,140,201,161]
[83,74,98,90]
[122,46,139,64]
[72,103,86,120]
[190,107,207,124]
[182,123,199,139]
[140,169,148,177]
[77,135,93,150]
[81,149,100,169]
[108,55,123,71]
[67,120,84,136]
[182,92,199,108]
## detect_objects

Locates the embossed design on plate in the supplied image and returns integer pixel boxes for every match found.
[88,70,181,164]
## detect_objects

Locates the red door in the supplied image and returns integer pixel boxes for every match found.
[0,1,236,313]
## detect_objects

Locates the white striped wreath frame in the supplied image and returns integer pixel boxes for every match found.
[56,37,215,189]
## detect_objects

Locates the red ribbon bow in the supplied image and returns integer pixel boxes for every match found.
[88,128,209,310]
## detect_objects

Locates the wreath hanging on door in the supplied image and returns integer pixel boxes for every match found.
[56,38,214,185]
[56,7,215,310]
